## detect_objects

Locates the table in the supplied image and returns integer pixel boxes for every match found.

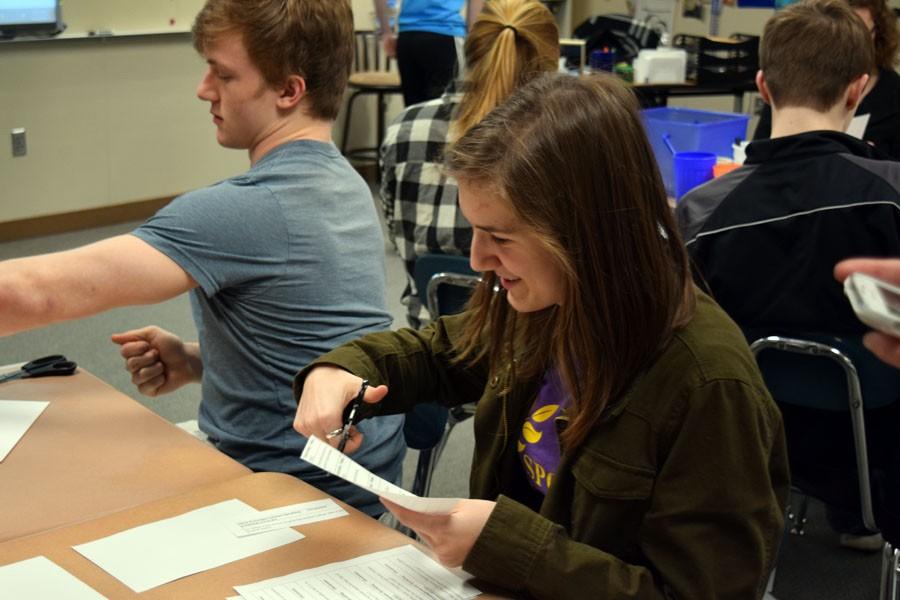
[0,367,250,541]
[0,472,499,599]
[633,80,758,112]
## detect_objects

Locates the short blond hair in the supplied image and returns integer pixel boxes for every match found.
[192,0,353,121]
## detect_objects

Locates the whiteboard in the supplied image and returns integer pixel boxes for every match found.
[48,0,378,38]
[58,0,205,37]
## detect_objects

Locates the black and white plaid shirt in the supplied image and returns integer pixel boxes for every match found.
[380,85,473,327]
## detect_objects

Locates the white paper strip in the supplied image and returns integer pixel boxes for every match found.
[228,499,348,537]
[301,435,461,514]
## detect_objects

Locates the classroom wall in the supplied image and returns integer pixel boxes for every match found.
[572,0,773,46]
[2,0,898,227]
[0,0,386,226]
[0,35,242,224]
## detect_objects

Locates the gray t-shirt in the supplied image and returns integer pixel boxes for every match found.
[133,140,404,515]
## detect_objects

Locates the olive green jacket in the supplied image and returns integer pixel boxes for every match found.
[294,292,790,599]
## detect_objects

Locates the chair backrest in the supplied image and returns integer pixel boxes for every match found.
[748,333,900,411]
[404,255,480,453]
[404,403,449,451]
[413,254,480,321]
[352,30,393,73]
[749,333,900,533]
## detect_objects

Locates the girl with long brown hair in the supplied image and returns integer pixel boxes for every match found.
[294,73,789,598]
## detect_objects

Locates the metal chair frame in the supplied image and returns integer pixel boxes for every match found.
[883,544,900,600]
[425,272,480,321]
[409,271,481,500]
[750,335,897,599]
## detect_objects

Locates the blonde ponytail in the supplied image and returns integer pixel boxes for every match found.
[450,0,559,141]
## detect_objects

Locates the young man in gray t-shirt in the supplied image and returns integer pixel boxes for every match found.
[0,0,404,516]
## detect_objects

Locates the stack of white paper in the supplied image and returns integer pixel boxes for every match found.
[233,545,480,600]
[0,400,49,461]
[73,499,303,592]
[0,556,107,600]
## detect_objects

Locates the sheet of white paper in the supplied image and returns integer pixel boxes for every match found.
[73,499,303,593]
[228,499,348,537]
[846,113,870,139]
[0,556,107,600]
[301,435,461,514]
[234,545,480,600]
[0,400,49,462]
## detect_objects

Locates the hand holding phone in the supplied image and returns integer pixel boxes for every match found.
[844,272,900,337]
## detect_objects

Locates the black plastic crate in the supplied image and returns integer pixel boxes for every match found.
[673,34,759,84]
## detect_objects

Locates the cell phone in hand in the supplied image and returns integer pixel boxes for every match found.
[844,272,900,337]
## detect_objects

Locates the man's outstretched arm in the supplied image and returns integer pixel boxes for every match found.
[0,234,197,337]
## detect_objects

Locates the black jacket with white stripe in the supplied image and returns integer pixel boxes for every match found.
[676,130,900,336]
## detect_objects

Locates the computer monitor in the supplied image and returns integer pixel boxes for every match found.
[0,0,64,39]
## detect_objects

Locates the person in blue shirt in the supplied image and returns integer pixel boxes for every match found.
[375,0,485,105]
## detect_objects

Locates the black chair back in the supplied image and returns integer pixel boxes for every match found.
[403,254,480,499]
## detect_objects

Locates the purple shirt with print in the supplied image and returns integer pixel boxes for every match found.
[518,368,569,495]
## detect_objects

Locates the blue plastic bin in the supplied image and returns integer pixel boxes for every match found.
[642,107,749,197]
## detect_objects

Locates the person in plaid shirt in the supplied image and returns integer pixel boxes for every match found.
[380,0,560,327]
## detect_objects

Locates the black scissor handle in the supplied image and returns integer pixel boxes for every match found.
[22,355,67,370]
[0,355,78,384]
[32,360,77,377]
[22,355,77,378]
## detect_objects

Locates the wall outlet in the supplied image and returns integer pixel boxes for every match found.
[11,128,26,157]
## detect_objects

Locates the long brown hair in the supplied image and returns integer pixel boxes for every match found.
[847,0,899,68]
[450,0,559,140]
[446,73,695,449]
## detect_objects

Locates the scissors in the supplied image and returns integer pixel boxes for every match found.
[326,379,368,453]
[0,354,78,384]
